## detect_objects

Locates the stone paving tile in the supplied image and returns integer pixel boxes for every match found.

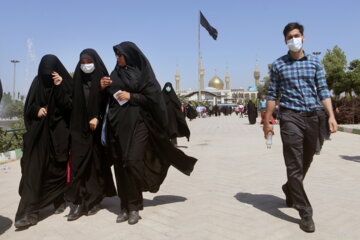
[1,115,360,239]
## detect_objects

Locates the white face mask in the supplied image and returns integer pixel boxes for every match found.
[165,86,172,92]
[287,37,303,52]
[80,63,95,74]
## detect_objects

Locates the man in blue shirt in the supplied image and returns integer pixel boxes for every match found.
[263,22,338,233]
[259,95,267,113]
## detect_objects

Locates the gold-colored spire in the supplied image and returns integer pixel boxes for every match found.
[175,65,180,91]
[225,69,230,90]
[254,60,260,86]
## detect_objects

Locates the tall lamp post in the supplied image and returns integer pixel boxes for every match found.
[10,60,20,100]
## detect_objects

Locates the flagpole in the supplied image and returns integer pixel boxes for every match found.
[198,11,202,102]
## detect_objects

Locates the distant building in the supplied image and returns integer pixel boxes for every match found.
[175,61,258,105]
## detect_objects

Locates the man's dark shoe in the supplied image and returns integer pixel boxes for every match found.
[14,214,38,229]
[300,216,315,233]
[116,209,129,223]
[67,204,83,221]
[128,211,141,225]
[54,202,66,214]
[87,204,101,216]
[282,184,293,207]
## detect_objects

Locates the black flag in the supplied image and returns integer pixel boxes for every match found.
[200,11,218,40]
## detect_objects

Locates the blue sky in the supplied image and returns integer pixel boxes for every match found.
[1,0,359,96]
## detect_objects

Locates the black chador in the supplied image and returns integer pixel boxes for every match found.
[186,104,198,120]
[103,42,197,225]
[65,49,116,221]
[15,55,73,229]
[162,82,190,146]
[247,100,257,124]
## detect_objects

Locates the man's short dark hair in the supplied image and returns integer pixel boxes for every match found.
[283,22,304,38]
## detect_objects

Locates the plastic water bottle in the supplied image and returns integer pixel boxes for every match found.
[266,133,273,149]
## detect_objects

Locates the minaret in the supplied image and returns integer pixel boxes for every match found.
[225,70,230,90]
[175,65,180,91]
[254,61,260,86]
[199,58,205,90]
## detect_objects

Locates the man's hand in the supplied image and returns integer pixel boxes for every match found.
[262,100,276,138]
[263,122,274,139]
[328,116,338,133]
[322,98,338,134]
[89,118,99,131]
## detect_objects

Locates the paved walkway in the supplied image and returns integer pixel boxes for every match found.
[1,115,359,240]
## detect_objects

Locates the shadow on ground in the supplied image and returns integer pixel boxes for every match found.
[0,215,12,235]
[340,155,360,163]
[234,192,299,224]
[102,195,187,215]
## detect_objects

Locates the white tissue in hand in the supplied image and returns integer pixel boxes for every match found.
[113,90,128,106]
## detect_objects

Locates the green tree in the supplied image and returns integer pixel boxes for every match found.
[349,59,360,72]
[322,46,360,97]
[322,45,347,94]
[348,59,360,96]
[0,95,24,119]
[257,80,270,99]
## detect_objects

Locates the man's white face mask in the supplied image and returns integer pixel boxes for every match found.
[287,37,303,52]
[80,63,95,74]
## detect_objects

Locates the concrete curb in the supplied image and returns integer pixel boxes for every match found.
[0,149,22,164]
[339,126,360,135]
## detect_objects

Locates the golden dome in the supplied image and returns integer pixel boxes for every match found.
[208,76,224,90]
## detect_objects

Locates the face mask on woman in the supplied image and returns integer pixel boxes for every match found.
[165,86,172,92]
[80,63,95,74]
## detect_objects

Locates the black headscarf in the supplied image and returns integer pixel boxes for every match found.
[35,55,72,108]
[71,49,108,133]
[162,82,181,108]
[16,54,73,221]
[162,82,190,140]
[110,42,168,128]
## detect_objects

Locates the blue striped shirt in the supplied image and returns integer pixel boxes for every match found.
[267,52,331,111]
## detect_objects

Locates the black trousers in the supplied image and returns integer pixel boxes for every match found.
[280,109,321,218]
[108,121,148,212]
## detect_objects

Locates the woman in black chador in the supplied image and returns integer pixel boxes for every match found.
[247,100,257,124]
[15,55,73,229]
[186,103,198,120]
[162,82,190,146]
[65,49,116,221]
[101,42,197,225]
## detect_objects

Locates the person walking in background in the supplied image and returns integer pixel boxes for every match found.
[259,95,267,113]
[239,103,244,118]
[247,100,257,124]
[186,103,197,120]
[162,82,190,146]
